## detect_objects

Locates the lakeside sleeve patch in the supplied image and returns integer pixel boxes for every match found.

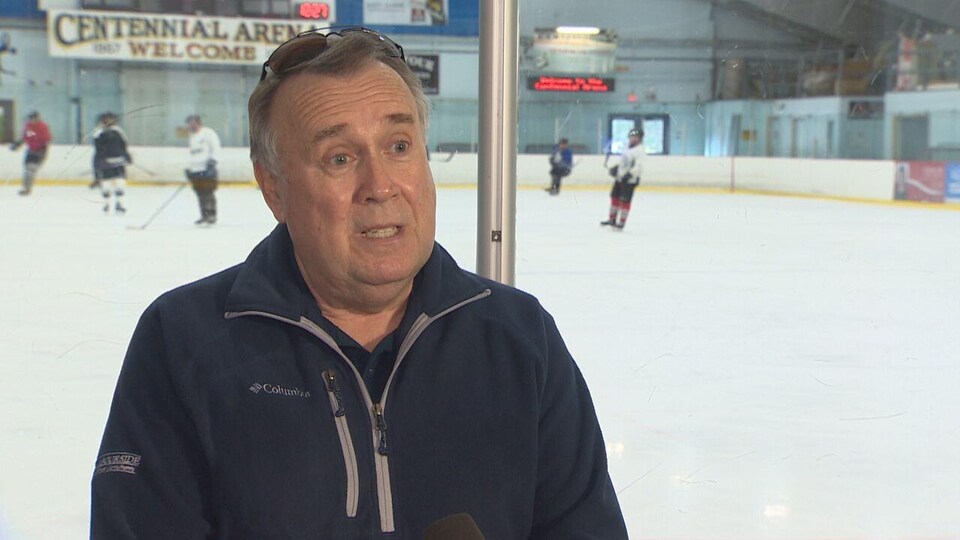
[94,452,142,476]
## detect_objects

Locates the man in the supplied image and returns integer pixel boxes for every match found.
[185,114,222,225]
[546,137,572,195]
[93,112,131,214]
[91,29,627,539]
[9,110,51,196]
[601,128,646,230]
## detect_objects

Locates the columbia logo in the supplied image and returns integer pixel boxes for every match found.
[248,382,311,399]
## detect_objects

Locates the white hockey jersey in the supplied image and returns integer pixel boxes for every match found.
[614,143,646,184]
[187,126,222,173]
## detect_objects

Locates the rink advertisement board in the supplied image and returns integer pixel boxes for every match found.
[894,161,945,202]
[364,0,448,26]
[46,9,338,65]
[946,162,960,203]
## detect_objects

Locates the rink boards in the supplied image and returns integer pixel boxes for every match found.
[2,144,954,205]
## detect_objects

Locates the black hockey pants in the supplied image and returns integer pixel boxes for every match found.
[186,171,218,220]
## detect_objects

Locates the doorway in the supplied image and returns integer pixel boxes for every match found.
[894,115,930,160]
[608,114,669,155]
[0,100,14,144]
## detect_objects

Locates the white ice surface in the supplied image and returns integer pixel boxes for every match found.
[1,184,958,539]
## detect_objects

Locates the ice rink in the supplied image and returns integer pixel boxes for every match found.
[1,183,958,539]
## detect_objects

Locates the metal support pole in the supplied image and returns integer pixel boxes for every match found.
[476,0,519,285]
[836,46,844,96]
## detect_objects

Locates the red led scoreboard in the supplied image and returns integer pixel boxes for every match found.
[298,2,331,19]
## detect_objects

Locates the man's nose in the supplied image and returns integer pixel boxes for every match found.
[357,153,398,203]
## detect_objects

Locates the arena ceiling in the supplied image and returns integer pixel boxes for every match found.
[714,0,960,48]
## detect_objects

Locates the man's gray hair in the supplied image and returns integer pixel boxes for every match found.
[248,31,430,177]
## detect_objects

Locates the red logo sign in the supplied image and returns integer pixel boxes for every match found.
[895,161,945,202]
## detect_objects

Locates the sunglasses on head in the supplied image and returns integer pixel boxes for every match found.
[259,26,405,82]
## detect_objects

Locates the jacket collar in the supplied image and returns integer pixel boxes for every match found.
[224,224,489,321]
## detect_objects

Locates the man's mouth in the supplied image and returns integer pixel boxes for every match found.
[361,226,400,239]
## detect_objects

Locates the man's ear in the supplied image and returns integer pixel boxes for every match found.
[253,161,286,223]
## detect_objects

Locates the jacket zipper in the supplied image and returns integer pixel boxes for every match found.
[323,370,359,518]
[371,402,393,531]
[368,289,492,532]
[225,288,492,533]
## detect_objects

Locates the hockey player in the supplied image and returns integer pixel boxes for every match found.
[600,128,645,230]
[9,111,51,196]
[546,137,573,195]
[89,136,102,190]
[93,112,131,214]
[184,114,222,225]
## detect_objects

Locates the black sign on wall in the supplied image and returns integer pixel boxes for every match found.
[406,54,439,95]
[848,100,884,120]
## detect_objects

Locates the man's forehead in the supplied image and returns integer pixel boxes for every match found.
[278,67,415,114]
[267,66,421,149]
[283,63,409,97]
[310,113,416,144]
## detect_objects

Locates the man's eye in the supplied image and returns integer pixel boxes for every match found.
[393,141,408,153]
[331,154,350,165]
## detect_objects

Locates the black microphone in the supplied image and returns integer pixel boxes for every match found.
[422,513,486,540]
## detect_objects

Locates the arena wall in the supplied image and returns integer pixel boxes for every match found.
[0,145,900,202]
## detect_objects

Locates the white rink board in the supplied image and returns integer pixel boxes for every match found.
[732,157,897,200]
[2,145,898,200]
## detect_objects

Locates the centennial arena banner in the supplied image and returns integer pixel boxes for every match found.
[46,9,338,66]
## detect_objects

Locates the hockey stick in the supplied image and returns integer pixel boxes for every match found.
[128,183,187,230]
[130,162,158,177]
[430,150,458,163]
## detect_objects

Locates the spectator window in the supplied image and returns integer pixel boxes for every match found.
[240,0,291,18]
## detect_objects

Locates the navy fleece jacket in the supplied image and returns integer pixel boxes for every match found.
[91,224,626,539]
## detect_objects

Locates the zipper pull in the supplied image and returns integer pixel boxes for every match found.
[324,370,346,417]
[373,403,389,456]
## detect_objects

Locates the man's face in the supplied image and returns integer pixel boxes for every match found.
[187,118,201,132]
[255,63,436,305]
